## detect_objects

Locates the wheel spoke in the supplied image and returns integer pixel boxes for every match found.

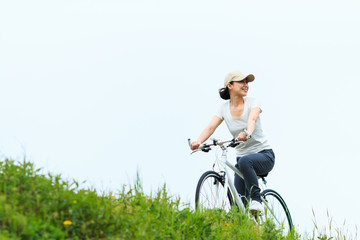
[195,171,233,211]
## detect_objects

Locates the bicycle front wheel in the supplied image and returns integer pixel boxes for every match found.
[195,171,234,211]
[261,189,293,234]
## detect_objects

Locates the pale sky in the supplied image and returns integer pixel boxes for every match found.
[1,0,360,237]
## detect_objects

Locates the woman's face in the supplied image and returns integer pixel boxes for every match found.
[229,79,249,97]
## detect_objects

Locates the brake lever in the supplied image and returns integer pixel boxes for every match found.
[188,138,215,153]
[201,146,211,152]
[190,146,211,154]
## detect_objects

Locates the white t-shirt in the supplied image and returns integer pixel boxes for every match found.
[216,97,271,157]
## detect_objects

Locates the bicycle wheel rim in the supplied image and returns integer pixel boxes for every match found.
[195,171,233,211]
[261,189,293,234]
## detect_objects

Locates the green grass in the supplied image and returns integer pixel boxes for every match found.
[0,159,351,239]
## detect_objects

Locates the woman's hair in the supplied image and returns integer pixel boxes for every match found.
[219,81,233,100]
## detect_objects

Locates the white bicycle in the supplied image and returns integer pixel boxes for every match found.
[189,138,293,234]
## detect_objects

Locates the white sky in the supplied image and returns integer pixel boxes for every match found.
[1,0,360,237]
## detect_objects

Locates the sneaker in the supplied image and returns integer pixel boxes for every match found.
[249,200,264,216]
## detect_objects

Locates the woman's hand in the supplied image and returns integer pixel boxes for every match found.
[191,140,202,150]
[237,132,248,141]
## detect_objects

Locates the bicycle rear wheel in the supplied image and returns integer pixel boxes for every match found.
[261,189,293,234]
[195,171,234,210]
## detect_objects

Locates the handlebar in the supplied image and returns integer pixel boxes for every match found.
[188,138,242,154]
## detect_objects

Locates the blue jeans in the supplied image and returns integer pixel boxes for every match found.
[234,149,275,205]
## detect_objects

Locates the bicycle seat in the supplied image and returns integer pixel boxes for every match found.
[257,173,268,178]
[258,173,268,184]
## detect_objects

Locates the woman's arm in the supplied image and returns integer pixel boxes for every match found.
[191,115,223,150]
[237,107,262,141]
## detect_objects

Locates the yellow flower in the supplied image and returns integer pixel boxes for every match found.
[73,200,77,204]
[225,223,230,227]
[63,220,73,226]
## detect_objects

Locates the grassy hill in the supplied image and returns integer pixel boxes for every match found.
[0,159,339,239]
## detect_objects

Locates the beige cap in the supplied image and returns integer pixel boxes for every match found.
[224,70,255,87]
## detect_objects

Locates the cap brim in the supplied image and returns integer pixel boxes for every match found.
[232,74,255,82]
[246,74,255,82]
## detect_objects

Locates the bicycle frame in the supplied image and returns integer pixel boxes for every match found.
[191,138,293,232]
[216,147,277,221]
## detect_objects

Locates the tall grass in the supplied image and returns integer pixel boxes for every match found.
[0,158,350,239]
[307,209,358,240]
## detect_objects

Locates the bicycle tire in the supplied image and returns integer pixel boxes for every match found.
[261,189,293,234]
[195,171,234,210]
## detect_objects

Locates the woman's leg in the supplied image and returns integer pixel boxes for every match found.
[235,149,275,203]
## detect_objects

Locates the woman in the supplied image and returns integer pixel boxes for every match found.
[191,70,275,214]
